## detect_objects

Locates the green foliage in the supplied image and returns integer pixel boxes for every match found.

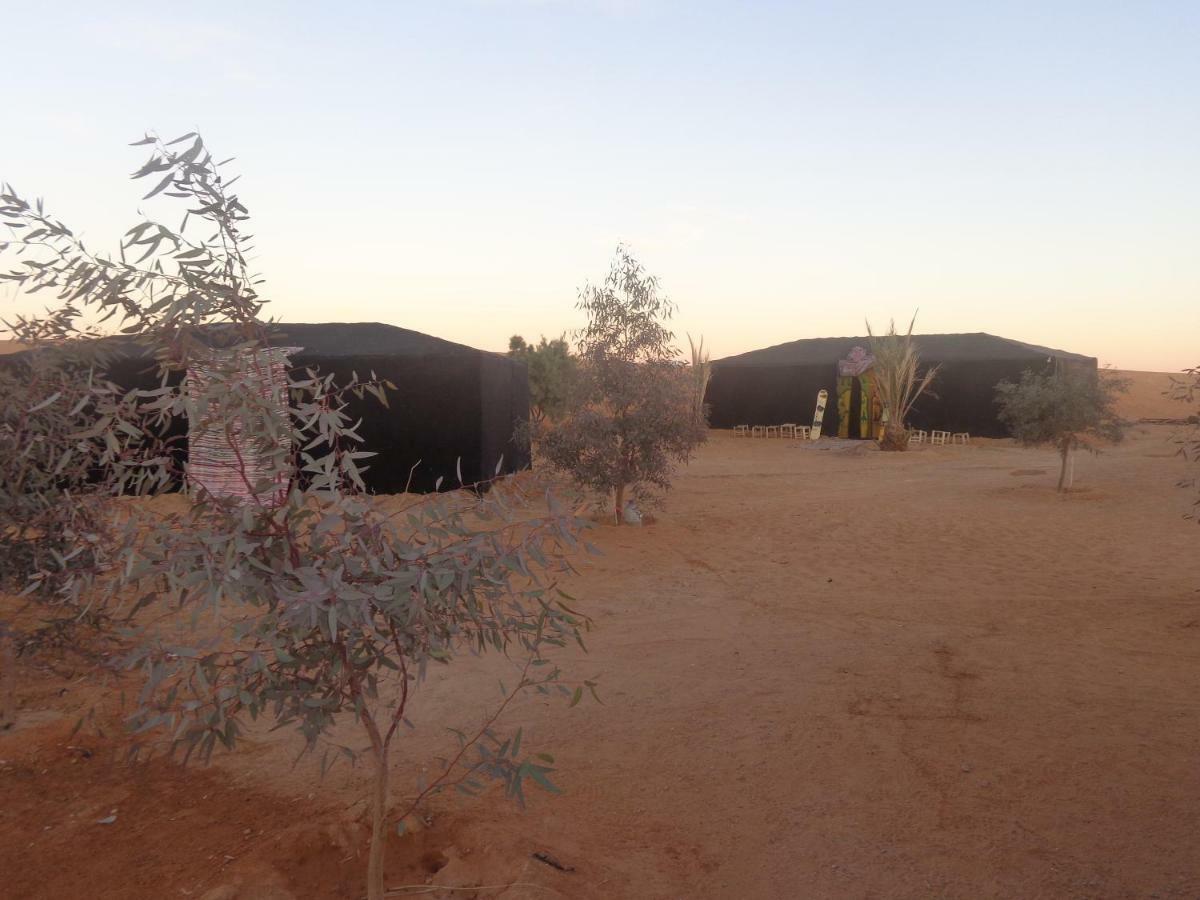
[995,366,1129,491]
[508,333,576,423]
[866,313,939,451]
[1,133,591,900]
[538,246,707,524]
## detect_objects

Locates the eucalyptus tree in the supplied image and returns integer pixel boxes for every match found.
[538,246,706,524]
[1,133,591,900]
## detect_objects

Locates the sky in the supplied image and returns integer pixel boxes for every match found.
[2,0,1198,371]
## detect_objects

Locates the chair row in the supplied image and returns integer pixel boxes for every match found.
[733,425,971,445]
[733,423,812,439]
[909,430,971,445]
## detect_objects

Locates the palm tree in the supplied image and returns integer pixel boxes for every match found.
[866,313,939,451]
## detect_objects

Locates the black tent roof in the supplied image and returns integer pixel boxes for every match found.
[265,322,480,359]
[713,332,1094,368]
[4,322,486,362]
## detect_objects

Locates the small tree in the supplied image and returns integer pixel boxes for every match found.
[538,246,706,524]
[1169,365,1200,520]
[866,314,939,451]
[2,134,592,900]
[996,367,1129,491]
[508,333,576,423]
[687,333,712,427]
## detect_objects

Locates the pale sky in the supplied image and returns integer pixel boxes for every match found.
[2,1,1198,371]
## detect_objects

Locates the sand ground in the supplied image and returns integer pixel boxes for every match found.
[2,424,1200,899]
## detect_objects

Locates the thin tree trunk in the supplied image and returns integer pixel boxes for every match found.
[1057,438,1071,492]
[614,482,625,526]
[880,423,909,451]
[0,633,14,731]
[366,742,390,900]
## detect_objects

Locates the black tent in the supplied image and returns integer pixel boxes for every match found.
[269,323,530,492]
[7,322,531,494]
[706,332,1096,438]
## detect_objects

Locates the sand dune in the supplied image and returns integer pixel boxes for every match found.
[1109,368,1196,421]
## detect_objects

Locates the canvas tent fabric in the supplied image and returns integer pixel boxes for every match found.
[263,323,531,493]
[706,332,1096,438]
[3,322,531,494]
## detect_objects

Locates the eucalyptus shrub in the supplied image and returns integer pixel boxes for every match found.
[1,134,591,900]
[538,246,707,524]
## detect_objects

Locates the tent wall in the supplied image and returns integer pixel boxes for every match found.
[5,329,532,495]
[708,355,1098,438]
[902,360,1021,436]
[478,353,532,484]
[706,363,839,434]
[293,352,484,493]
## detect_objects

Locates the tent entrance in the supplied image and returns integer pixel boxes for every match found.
[848,377,864,438]
[836,346,883,440]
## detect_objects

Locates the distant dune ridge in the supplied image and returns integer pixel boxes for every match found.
[1107,369,1196,421]
[0,336,1192,421]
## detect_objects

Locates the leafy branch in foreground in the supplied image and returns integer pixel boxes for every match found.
[1,132,593,900]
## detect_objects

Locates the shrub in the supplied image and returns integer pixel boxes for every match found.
[538,246,707,524]
[508,333,576,423]
[995,366,1129,491]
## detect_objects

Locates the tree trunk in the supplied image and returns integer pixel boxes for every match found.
[0,633,14,731]
[1057,437,1071,492]
[878,423,910,452]
[366,743,391,900]
[613,483,625,526]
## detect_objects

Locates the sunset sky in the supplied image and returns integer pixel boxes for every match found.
[2,1,1198,371]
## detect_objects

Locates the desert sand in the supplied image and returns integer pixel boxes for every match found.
[3,422,1199,899]
[1108,369,1196,421]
